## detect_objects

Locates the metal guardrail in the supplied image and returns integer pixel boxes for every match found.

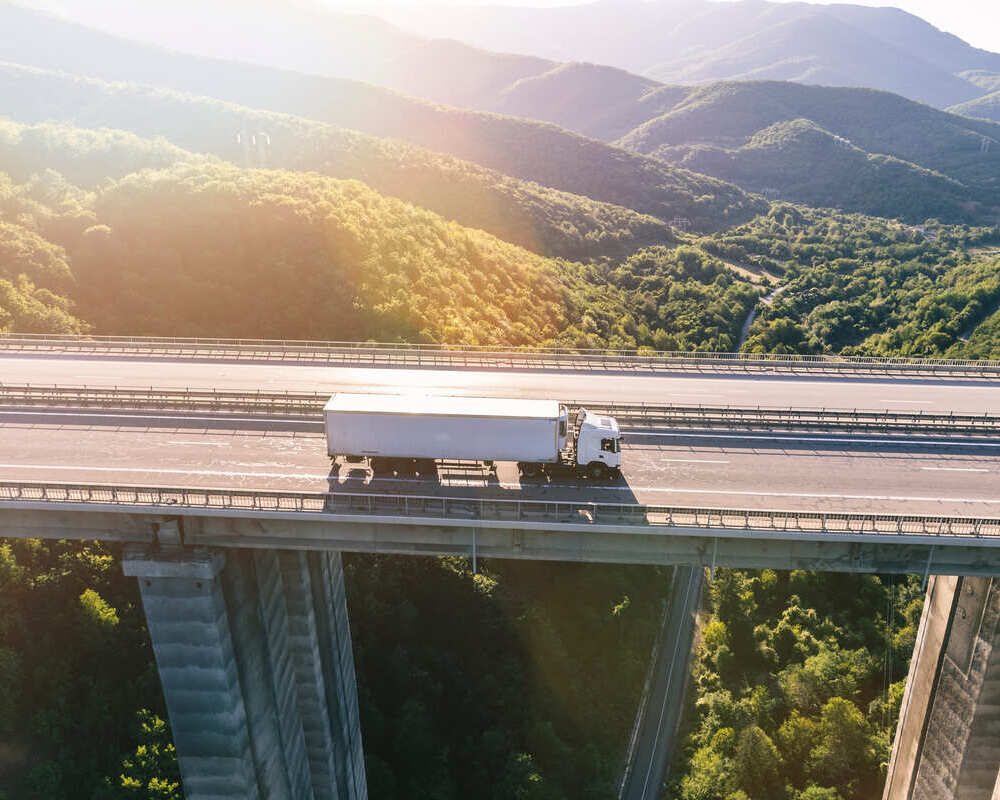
[0,384,322,415]
[583,401,1000,436]
[2,333,1000,376]
[1,482,998,540]
[3,385,998,436]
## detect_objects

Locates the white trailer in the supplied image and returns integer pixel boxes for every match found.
[324,393,622,479]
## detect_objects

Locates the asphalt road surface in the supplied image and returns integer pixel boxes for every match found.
[2,355,999,413]
[2,411,999,517]
[620,565,703,800]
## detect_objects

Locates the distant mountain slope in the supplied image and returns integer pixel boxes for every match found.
[0,67,675,262]
[491,63,685,141]
[0,4,761,231]
[960,71,1000,93]
[615,81,1000,224]
[643,12,981,108]
[619,81,1000,183]
[673,118,987,223]
[950,90,1000,123]
[380,0,999,109]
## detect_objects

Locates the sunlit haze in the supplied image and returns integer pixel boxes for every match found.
[23,0,1000,54]
[323,0,1000,53]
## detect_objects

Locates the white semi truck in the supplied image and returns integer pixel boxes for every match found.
[324,393,622,479]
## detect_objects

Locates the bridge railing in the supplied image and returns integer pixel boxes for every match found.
[578,401,1000,435]
[2,333,1000,375]
[3,384,999,436]
[0,384,324,414]
[2,482,998,539]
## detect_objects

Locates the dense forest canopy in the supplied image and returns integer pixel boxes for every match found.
[0,149,762,352]
[705,204,1000,356]
[671,570,923,800]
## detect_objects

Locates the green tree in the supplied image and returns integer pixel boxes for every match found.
[733,725,784,800]
[807,698,873,795]
[96,711,181,799]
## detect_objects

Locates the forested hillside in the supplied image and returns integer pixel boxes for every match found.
[71,163,630,344]
[616,82,1000,225]
[0,72,673,263]
[672,119,986,225]
[0,4,762,232]
[703,204,1000,356]
[950,88,1000,123]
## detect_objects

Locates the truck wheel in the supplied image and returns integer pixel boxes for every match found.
[587,461,609,480]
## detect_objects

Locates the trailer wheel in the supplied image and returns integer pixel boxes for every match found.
[586,461,609,480]
[519,462,540,480]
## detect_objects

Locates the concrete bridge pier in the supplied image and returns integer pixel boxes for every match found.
[123,541,367,800]
[884,575,1000,800]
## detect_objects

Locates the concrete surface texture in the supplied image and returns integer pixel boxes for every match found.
[885,576,1000,800]
[124,546,367,800]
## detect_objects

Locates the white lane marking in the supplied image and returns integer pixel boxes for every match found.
[628,486,1000,504]
[662,458,730,464]
[0,464,997,505]
[623,431,1000,448]
[922,466,991,473]
[658,458,730,464]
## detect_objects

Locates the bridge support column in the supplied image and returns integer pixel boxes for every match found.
[123,545,367,800]
[884,575,1000,800]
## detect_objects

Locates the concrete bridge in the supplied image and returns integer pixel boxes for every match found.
[1,335,999,799]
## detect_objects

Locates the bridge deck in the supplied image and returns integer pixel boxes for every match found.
[2,353,999,414]
[0,415,997,518]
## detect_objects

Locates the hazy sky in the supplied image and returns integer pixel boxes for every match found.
[328,0,1000,53]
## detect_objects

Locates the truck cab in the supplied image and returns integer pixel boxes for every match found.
[574,408,622,479]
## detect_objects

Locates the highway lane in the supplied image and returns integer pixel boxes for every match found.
[2,355,1000,413]
[2,417,999,517]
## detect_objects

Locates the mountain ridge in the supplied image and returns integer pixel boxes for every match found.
[0,3,762,231]
[379,0,999,109]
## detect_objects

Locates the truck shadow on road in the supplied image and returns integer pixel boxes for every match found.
[325,459,640,508]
